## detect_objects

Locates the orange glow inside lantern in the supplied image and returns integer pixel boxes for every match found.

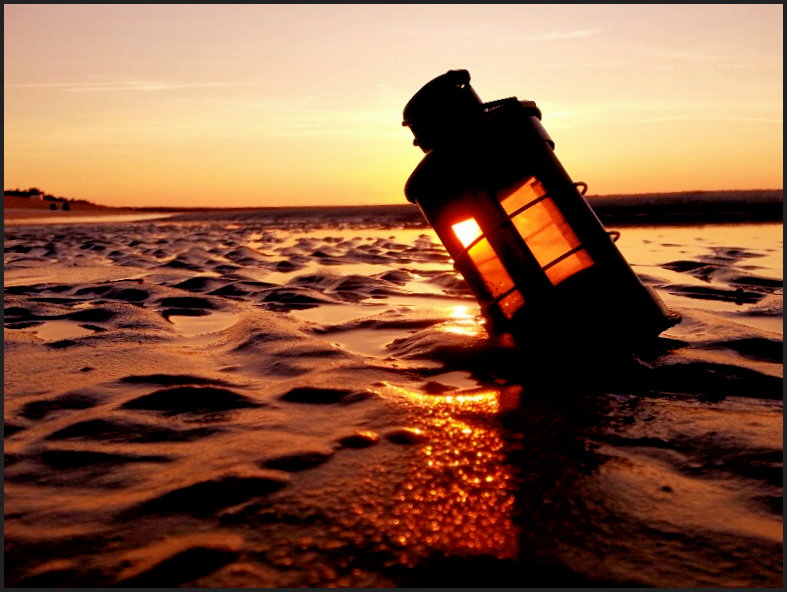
[452,218,525,320]
[501,176,594,286]
[450,174,597,321]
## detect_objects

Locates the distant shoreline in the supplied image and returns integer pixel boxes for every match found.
[5,189,782,226]
[586,189,783,226]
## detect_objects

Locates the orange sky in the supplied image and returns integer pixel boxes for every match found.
[4,4,783,208]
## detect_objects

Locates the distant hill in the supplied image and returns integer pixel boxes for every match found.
[4,188,109,210]
[4,195,113,212]
[585,189,782,225]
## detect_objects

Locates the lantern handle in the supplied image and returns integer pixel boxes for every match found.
[572,180,619,242]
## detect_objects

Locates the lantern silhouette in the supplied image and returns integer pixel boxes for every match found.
[402,70,680,353]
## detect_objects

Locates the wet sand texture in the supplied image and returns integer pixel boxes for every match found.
[4,207,783,587]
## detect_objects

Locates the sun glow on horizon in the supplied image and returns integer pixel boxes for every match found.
[4,4,782,208]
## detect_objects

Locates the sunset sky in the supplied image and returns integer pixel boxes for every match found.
[4,4,783,209]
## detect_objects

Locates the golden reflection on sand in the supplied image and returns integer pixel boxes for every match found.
[437,305,487,338]
[375,383,522,562]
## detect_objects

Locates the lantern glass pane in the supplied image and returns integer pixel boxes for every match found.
[452,217,483,248]
[468,238,516,298]
[544,249,594,285]
[512,198,582,267]
[500,177,548,215]
[498,290,525,319]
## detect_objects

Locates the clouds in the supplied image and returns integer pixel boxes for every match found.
[515,29,603,42]
[4,80,250,92]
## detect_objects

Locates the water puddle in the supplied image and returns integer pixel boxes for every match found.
[25,320,95,342]
[425,370,481,391]
[290,303,387,326]
[327,328,416,358]
[723,314,783,336]
[167,311,238,337]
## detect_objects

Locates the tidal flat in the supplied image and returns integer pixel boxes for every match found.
[4,205,782,587]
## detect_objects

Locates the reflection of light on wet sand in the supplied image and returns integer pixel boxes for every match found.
[373,383,522,562]
[439,305,486,337]
[289,301,485,359]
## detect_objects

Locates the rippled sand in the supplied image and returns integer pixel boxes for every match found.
[4,209,782,587]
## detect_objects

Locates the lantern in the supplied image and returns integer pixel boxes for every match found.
[402,70,680,354]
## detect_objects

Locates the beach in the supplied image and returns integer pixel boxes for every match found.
[3,195,783,587]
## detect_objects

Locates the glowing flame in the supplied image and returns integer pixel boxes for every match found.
[452,218,482,248]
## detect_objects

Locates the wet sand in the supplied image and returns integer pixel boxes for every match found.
[3,202,783,587]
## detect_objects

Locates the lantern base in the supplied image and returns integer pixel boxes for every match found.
[483,326,686,397]
[497,305,682,367]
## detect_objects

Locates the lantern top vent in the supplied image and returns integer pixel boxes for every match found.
[402,69,484,152]
[402,69,542,152]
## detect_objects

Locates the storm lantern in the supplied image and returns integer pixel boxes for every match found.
[402,70,680,354]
